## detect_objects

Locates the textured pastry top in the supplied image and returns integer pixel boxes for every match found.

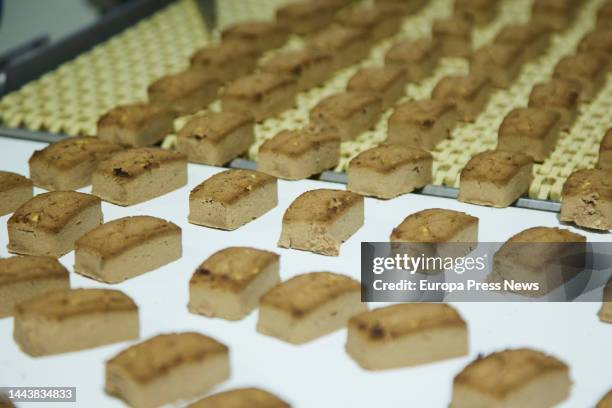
[282,189,362,224]
[311,92,381,120]
[349,144,432,174]
[505,226,585,243]
[578,29,612,54]
[385,38,438,64]
[309,25,367,51]
[221,20,287,42]
[562,169,612,199]
[0,171,32,192]
[454,349,569,397]
[260,272,361,317]
[597,389,612,408]
[191,247,279,292]
[75,216,180,257]
[29,136,123,170]
[8,191,100,233]
[499,107,561,139]
[390,99,455,127]
[471,43,524,67]
[494,22,550,44]
[349,304,465,341]
[261,48,332,75]
[455,0,498,10]
[0,255,68,286]
[601,129,612,152]
[190,169,276,205]
[148,70,221,100]
[529,79,581,110]
[347,66,406,94]
[336,4,401,29]
[460,150,533,185]
[532,0,575,13]
[276,0,335,19]
[189,388,290,408]
[97,102,175,130]
[94,147,186,181]
[433,17,472,38]
[107,332,228,384]
[224,72,296,101]
[15,288,136,320]
[259,129,340,157]
[190,41,260,67]
[554,53,607,80]
[178,112,253,144]
[432,74,489,101]
[391,208,478,242]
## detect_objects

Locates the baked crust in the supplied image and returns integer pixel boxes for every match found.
[432,74,489,102]
[308,24,368,52]
[453,348,569,398]
[336,4,403,32]
[191,247,279,293]
[385,38,438,65]
[348,303,465,342]
[554,53,607,80]
[147,69,221,114]
[460,150,533,186]
[391,208,478,242]
[578,29,612,55]
[433,16,472,39]
[561,169,612,200]
[276,0,336,35]
[177,112,254,145]
[0,256,68,286]
[0,171,32,192]
[190,41,260,68]
[260,272,360,317]
[75,215,180,258]
[15,288,136,321]
[471,43,523,69]
[347,66,406,95]
[29,136,122,171]
[390,99,455,128]
[106,332,228,384]
[259,129,340,157]
[529,79,581,111]
[190,169,276,206]
[188,387,290,408]
[97,102,175,131]
[94,147,186,181]
[499,107,560,140]
[494,22,550,45]
[349,144,432,174]
[282,189,362,224]
[311,92,381,121]
[262,48,332,75]
[221,20,288,51]
[597,389,612,408]
[8,191,100,233]
[223,72,296,101]
[506,226,585,244]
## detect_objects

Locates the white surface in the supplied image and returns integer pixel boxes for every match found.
[0,137,610,408]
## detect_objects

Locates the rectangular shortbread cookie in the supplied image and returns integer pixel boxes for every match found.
[553,53,607,101]
[222,72,298,122]
[528,79,581,130]
[221,20,288,52]
[308,25,370,70]
[458,150,533,208]
[92,147,187,206]
[432,74,491,122]
[189,169,277,230]
[97,102,176,147]
[74,216,182,283]
[310,92,383,141]
[257,128,340,180]
[8,191,102,257]
[261,48,335,92]
[454,0,499,25]
[176,111,254,166]
[0,256,69,318]
[147,70,221,116]
[450,348,571,408]
[275,1,337,35]
[470,43,524,88]
[385,38,440,82]
[560,169,612,230]
[346,303,468,369]
[432,17,473,58]
[14,288,138,356]
[387,99,458,150]
[29,136,123,191]
[494,23,551,62]
[106,332,229,408]
[189,247,280,320]
[0,171,33,217]
[347,66,407,110]
[190,41,260,83]
[336,4,404,42]
[257,272,367,344]
[347,144,433,199]
[278,189,363,256]
[531,0,577,31]
[497,107,562,162]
